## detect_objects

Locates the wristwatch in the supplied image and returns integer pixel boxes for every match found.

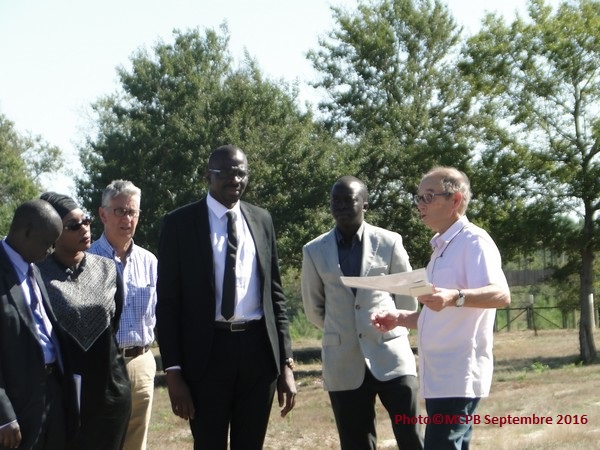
[284,357,295,370]
[456,290,465,307]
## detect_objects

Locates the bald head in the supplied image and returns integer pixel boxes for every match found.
[332,176,369,203]
[6,199,63,263]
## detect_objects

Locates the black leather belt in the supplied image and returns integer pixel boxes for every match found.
[214,320,262,332]
[45,362,58,374]
[120,345,150,358]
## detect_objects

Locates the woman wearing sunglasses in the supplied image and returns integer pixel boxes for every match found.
[37,192,131,450]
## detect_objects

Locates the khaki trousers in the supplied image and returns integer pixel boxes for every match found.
[122,348,156,450]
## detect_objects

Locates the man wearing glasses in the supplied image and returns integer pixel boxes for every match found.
[89,179,158,450]
[372,166,511,450]
[156,144,296,449]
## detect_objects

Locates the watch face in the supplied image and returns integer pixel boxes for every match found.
[457,291,465,307]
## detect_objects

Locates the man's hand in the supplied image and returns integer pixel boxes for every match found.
[277,365,297,418]
[371,309,401,332]
[418,287,456,312]
[165,369,195,420]
[0,421,21,449]
[371,309,419,331]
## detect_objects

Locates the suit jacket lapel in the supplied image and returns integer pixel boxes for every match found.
[0,247,40,338]
[196,198,215,271]
[319,229,342,276]
[239,203,264,280]
[361,223,381,276]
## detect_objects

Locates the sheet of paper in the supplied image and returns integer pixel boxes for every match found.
[340,267,434,296]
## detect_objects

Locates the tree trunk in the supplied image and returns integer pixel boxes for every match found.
[578,240,596,363]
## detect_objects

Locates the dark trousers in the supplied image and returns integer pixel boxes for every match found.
[32,370,67,450]
[424,397,480,450]
[329,369,424,450]
[187,324,278,450]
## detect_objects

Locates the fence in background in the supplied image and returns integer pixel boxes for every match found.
[495,306,582,332]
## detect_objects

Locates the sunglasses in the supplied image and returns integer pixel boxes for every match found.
[64,217,92,231]
[208,168,249,179]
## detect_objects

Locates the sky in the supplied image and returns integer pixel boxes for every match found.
[0,0,558,195]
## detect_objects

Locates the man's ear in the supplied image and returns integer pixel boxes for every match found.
[363,201,369,212]
[452,192,462,210]
[98,206,108,224]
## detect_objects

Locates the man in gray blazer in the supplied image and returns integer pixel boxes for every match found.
[302,176,423,450]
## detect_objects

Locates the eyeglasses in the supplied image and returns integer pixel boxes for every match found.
[64,217,92,231]
[208,168,249,179]
[413,192,452,205]
[111,208,141,218]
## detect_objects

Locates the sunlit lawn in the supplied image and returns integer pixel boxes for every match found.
[147,329,600,449]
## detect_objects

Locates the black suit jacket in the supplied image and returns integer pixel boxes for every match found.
[0,246,78,449]
[156,198,292,380]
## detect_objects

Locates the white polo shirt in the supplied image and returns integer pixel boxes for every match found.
[417,215,508,399]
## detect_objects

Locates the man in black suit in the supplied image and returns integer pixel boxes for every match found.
[0,199,78,450]
[156,144,296,449]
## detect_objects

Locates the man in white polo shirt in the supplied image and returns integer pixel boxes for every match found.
[372,166,511,450]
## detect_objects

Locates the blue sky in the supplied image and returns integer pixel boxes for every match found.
[0,0,555,194]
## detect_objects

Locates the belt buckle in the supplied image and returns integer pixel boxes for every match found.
[230,322,245,332]
[123,346,144,357]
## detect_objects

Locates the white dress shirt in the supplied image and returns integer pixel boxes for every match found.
[207,194,263,321]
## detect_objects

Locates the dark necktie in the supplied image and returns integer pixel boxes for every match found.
[27,265,56,361]
[27,265,43,317]
[221,211,238,320]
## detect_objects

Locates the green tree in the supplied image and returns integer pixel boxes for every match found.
[77,26,349,277]
[460,0,600,362]
[0,113,64,234]
[308,0,476,265]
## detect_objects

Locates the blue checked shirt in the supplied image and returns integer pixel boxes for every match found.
[88,233,157,348]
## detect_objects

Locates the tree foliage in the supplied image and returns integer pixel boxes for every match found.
[460,0,600,361]
[0,113,64,234]
[77,26,350,271]
[308,0,476,265]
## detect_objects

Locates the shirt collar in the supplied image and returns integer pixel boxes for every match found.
[430,215,470,250]
[96,233,135,258]
[334,222,365,245]
[207,193,241,219]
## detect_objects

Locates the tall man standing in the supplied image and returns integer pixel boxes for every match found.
[0,200,78,450]
[156,144,296,449]
[302,176,423,450]
[88,180,157,450]
[372,167,511,450]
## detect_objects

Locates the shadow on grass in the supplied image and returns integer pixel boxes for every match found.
[495,354,582,371]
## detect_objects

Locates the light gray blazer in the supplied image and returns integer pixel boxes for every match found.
[301,222,418,391]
